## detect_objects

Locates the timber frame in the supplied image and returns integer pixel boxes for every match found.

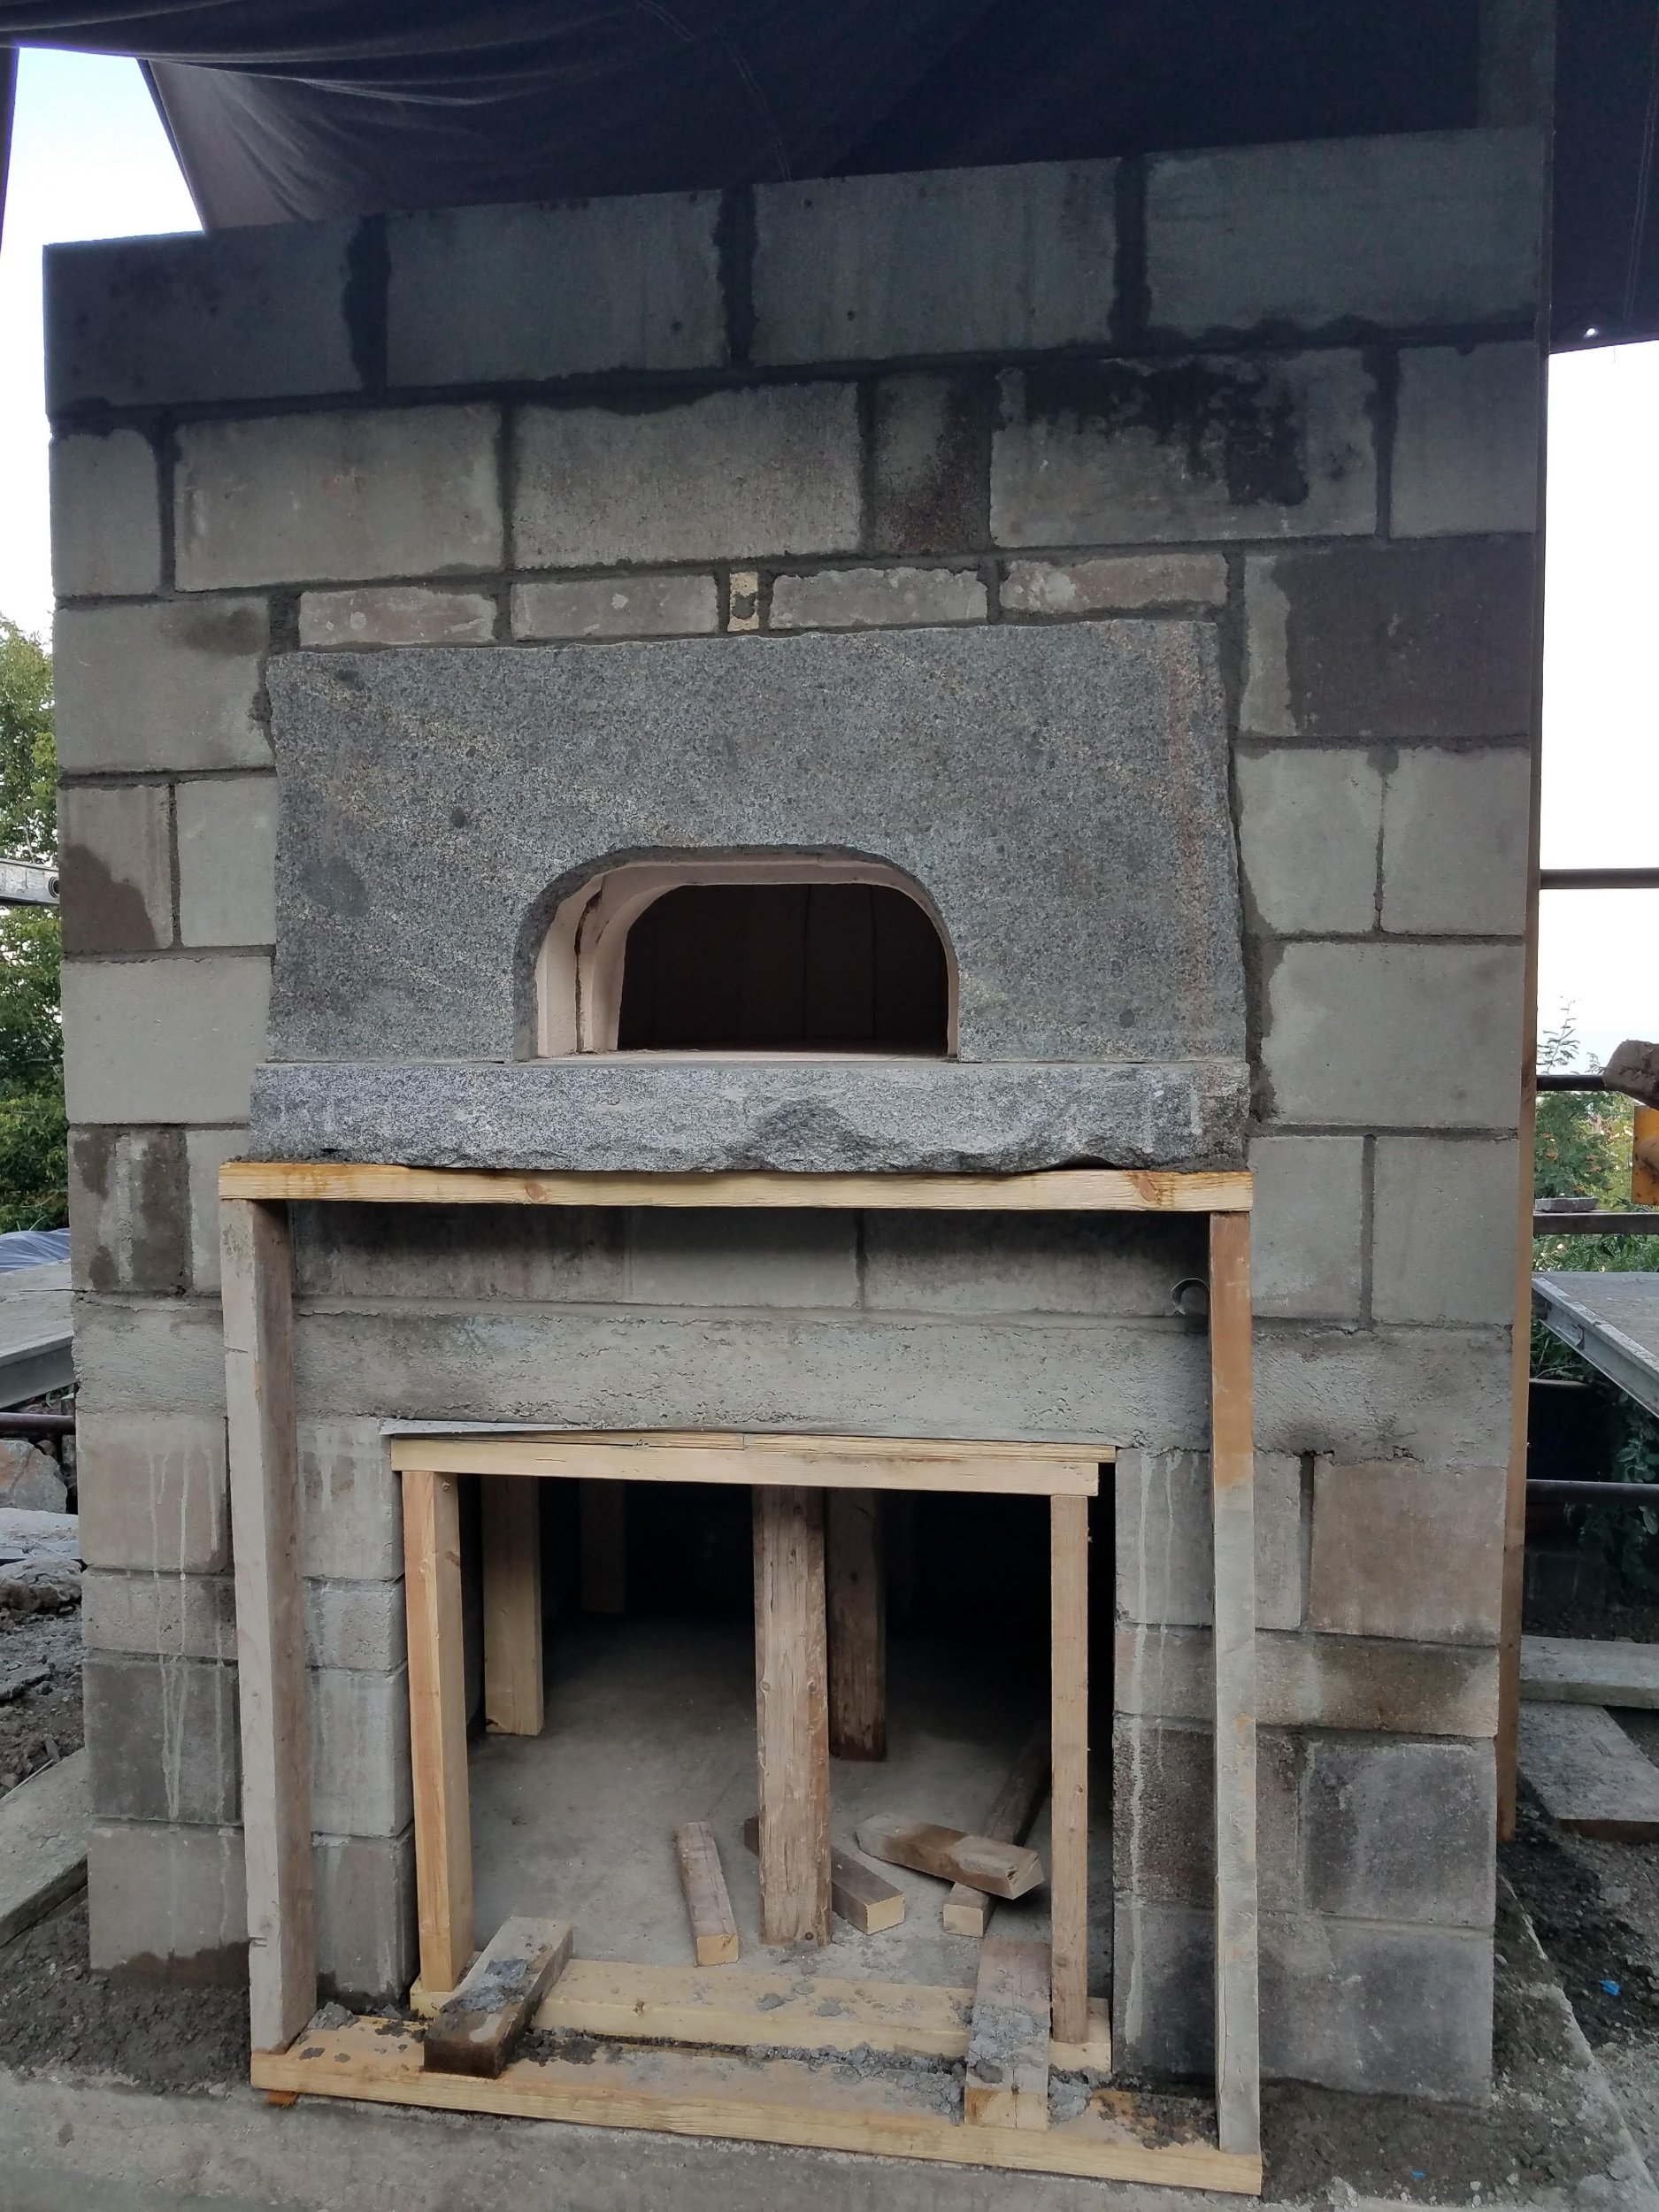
[219,1160,1262,2194]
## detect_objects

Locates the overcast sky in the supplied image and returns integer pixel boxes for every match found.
[0,48,1651,1064]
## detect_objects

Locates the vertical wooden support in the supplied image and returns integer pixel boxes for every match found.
[753,1484,831,1944]
[579,1479,626,1612]
[404,1465,474,1995]
[826,1487,886,1759]
[222,1195,315,2055]
[481,1476,543,1737]
[1049,1493,1089,2046]
[1208,1211,1261,2161]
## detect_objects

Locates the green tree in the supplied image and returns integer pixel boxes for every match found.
[0,619,65,1233]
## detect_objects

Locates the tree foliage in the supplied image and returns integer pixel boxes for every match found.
[0,619,65,1233]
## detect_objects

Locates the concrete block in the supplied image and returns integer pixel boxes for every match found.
[1116,1624,1501,1736]
[1380,746,1532,934]
[388,193,723,384]
[1248,1133,1365,1322]
[1146,127,1541,337]
[290,1201,626,1303]
[753,160,1116,363]
[1002,553,1227,617]
[1114,1449,1302,1630]
[87,1820,246,1980]
[81,1570,237,1662]
[510,574,718,641]
[186,1127,247,1295]
[68,1126,189,1295]
[1310,1459,1507,1644]
[1111,1717,1299,1910]
[1371,1136,1521,1325]
[1393,342,1541,536]
[46,222,357,412]
[62,955,272,1125]
[513,385,861,567]
[57,783,172,955]
[54,599,270,774]
[769,566,987,631]
[311,1666,411,1838]
[315,1829,416,2004]
[1301,1735,1495,1927]
[869,376,986,554]
[299,588,496,649]
[992,352,1376,547]
[861,1211,1205,1318]
[71,1297,228,1418]
[175,777,278,948]
[299,1419,402,1583]
[1235,747,1382,935]
[1261,941,1525,1126]
[84,1652,239,1824]
[306,1578,406,1674]
[1242,539,1536,739]
[77,1410,229,1574]
[175,405,503,590]
[50,429,161,596]
[626,1210,858,1309]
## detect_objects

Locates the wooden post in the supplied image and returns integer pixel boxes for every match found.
[222,1195,315,2054]
[403,1465,474,1995]
[826,1487,885,1759]
[1208,1211,1261,2161]
[481,1475,543,1737]
[579,1479,626,1612]
[753,1484,831,1944]
[1049,1493,1089,2046]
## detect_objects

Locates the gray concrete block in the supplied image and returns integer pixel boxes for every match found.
[1256,1322,1512,1468]
[311,1666,411,1837]
[57,783,173,956]
[87,1820,246,1981]
[861,1211,1205,1318]
[299,1419,402,1583]
[50,429,161,597]
[1112,1717,1299,1910]
[1115,1448,1303,1630]
[315,1829,416,2004]
[514,385,862,568]
[62,955,272,1125]
[1146,128,1541,337]
[510,573,718,641]
[1371,1136,1521,1325]
[1310,1459,1507,1645]
[1302,1735,1495,1927]
[68,1126,189,1295]
[1242,539,1537,739]
[1248,1133,1366,1322]
[388,193,723,385]
[186,1127,246,1295]
[84,1652,239,1824]
[54,599,270,774]
[46,222,357,412]
[175,777,278,949]
[1116,1624,1500,1736]
[993,351,1376,548]
[626,1210,858,1309]
[81,1570,237,1662]
[1260,941,1525,1126]
[299,588,496,649]
[291,1201,626,1303]
[1393,342,1541,536]
[1235,747,1382,935]
[175,405,503,590]
[770,565,987,631]
[76,1410,229,1573]
[70,1296,232,1420]
[1002,553,1227,617]
[306,1578,405,1673]
[869,376,985,555]
[752,161,1116,363]
[1380,745,1532,934]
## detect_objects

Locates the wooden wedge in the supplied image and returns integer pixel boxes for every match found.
[742,1816,906,1933]
[424,1917,573,2078]
[676,1822,740,1965]
[964,1934,1050,2131]
[856,1815,1044,1901]
[944,1729,1048,1938]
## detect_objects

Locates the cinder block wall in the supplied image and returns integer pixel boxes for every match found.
[50,124,1544,2090]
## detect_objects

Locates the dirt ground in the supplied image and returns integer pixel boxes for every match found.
[0,1606,82,1793]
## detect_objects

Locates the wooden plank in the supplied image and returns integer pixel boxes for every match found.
[854,1816,1043,1900]
[826,1488,885,1759]
[220,1160,1254,1215]
[424,1917,572,2078]
[0,1747,87,1949]
[389,1434,1100,1496]
[675,1823,741,1965]
[481,1475,543,1737]
[1207,1211,1262,2162]
[537,1959,967,2057]
[1521,1634,1659,1710]
[221,1196,315,2054]
[943,1727,1048,1938]
[579,1479,626,1612]
[741,1816,906,1934]
[1519,1704,1659,1839]
[1049,1493,1089,2045]
[388,1427,1109,1463]
[754,1486,832,1944]
[964,1933,1050,2132]
[403,1466,474,1995]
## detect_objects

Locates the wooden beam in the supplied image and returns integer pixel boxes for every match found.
[741,1816,906,1933]
[964,1933,1051,2131]
[403,1466,474,1997]
[539,1960,964,2057]
[1049,1495,1089,2044]
[424,1917,572,2078]
[854,1816,1043,1901]
[753,1486,832,1944]
[221,1195,315,2055]
[481,1476,543,1737]
[943,1728,1048,1937]
[579,1479,626,1612]
[826,1488,885,1759]
[675,1823,741,1965]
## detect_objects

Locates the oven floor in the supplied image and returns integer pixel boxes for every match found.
[467,1616,1110,1994]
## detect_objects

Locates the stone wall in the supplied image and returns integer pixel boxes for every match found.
[50,123,1545,2091]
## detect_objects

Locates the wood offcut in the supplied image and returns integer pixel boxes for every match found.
[942,1729,1049,1937]
[855,1815,1044,1900]
[964,1933,1051,2131]
[425,1917,573,2078]
[741,1816,906,1934]
[675,1823,740,1965]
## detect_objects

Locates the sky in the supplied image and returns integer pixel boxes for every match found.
[0,48,1651,1065]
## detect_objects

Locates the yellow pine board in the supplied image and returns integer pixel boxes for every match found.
[534,1960,972,2060]
[389,1434,1099,1495]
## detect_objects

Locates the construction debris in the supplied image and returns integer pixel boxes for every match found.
[855,1815,1045,1900]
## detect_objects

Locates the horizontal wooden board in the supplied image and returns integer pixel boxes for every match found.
[535,1960,972,2060]
[389,1433,1100,1496]
[389,1429,1110,1466]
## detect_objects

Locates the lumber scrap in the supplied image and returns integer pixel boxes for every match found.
[742,1816,905,1933]
[424,1917,573,2078]
[855,1815,1044,1901]
[1521,1634,1659,1711]
[1519,1704,1659,1840]
[1602,1038,1659,1110]
[676,1822,740,1965]
[964,1933,1051,2132]
[943,1728,1049,1937]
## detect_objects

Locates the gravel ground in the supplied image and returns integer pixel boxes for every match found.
[0,1608,82,1793]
